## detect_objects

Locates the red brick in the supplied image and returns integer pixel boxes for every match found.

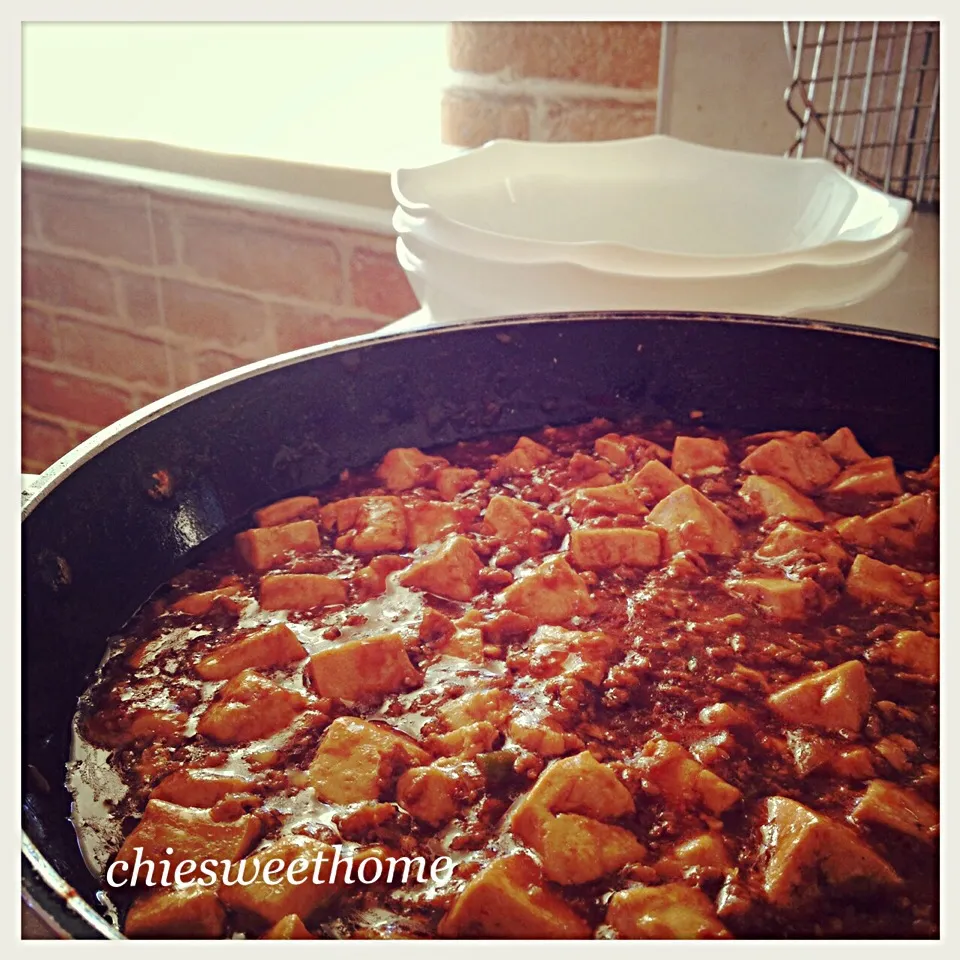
[349,248,420,318]
[272,304,384,353]
[177,214,342,302]
[70,425,99,445]
[194,349,254,381]
[448,22,661,91]
[57,318,170,388]
[23,363,132,428]
[22,458,48,476]
[160,279,272,350]
[132,386,173,409]
[538,97,658,141]
[22,249,116,316]
[21,186,38,241]
[29,182,154,265]
[22,414,75,470]
[116,271,164,330]
[171,347,255,390]
[441,88,531,147]
[148,202,179,265]
[22,307,56,362]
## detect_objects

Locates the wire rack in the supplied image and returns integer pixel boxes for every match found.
[783,21,939,211]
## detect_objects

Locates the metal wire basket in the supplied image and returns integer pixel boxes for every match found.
[784,21,939,211]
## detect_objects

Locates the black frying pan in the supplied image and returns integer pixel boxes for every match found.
[21,311,938,938]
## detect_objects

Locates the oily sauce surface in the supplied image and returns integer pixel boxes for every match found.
[69,416,940,939]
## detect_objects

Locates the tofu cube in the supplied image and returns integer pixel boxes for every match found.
[320,495,407,553]
[151,769,253,807]
[827,456,903,497]
[262,915,315,940]
[438,688,514,730]
[254,495,319,528]
[510,753,644,885]
[740,432,840,493]
[534,812,645,885]
[440,625,484,662]
[756,521,847,567]
[171,585,243,616]
[399,535,483,601]
[570,526,661,570]
[726,576,820,621]
[698,702,751,729]
[433,466,479,500]
[197,669,306,745]
[484,494,535,539]
[526,625,618,685]
[645,485,741,557]
[437,853,591,938]
[508,716,570,757]
[501,556,596,623]
[595,433,633,467]
[635,739,741,815]
[114,799,261,878]
[515,750,635,823]
[823,427,870,464]
[196,623,306,681]
[125,885,226,939]
[99,709,187,748]
[406,501,463,547]
[664,833,732,874]
[218,834,342,925]
[376,447,447,492]
[350,497,407,553]
[308,717,429,803]
[758,796,901,906]
[670,436,729,478]
[766,660,873,732]
[317,495,363,532]
[355,555,410,600]
[833,515,875,549]
[880,629,939,679]
[850,779,938,843]
[259,573,347,611]
[429,720,499,760]
[874,736,915,773]
[594,433,670,469]
[739,475,824,522]
[832,746,877,780]
[606,883,729,939]
[235,520,320,571]
[569,480,647,518]
[846,554,923,607]
[631,459,684,505]
[848,493,938,551]
[306,633,421,702]
[488,436,553,481]
[396,762,461,826]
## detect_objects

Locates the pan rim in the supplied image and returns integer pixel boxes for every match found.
[20,309,937,523]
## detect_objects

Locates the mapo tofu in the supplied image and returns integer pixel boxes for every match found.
[69,416,939,939]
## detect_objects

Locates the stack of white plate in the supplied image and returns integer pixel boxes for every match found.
[391,136,913,323]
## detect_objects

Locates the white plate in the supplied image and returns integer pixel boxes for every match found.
[396,235,910,322]
[392,136,913,275]
[398,212,912,281]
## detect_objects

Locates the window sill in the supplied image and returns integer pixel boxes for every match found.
[23,130,461,235]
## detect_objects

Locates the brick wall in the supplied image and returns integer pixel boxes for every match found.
[21,171,417,473]
[443,22,661,147]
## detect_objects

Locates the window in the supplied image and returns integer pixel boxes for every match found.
[22,23,450,173]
